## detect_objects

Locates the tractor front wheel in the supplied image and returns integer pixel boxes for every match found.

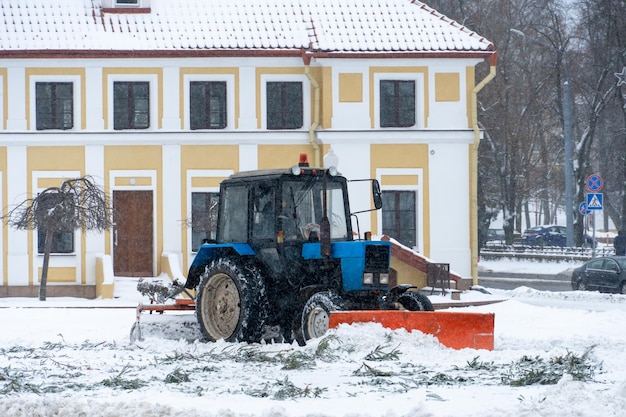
[301,291,345,342]
[196,258,267,343]
[398,291,434,312]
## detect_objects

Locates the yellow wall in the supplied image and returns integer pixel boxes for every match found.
[257,144,328,169]
[0,147,6,286]
[180,145,239,269]
[0,68,7,130]
[434,73,460,102]
[27,147,85,285]
[339,73,363,102]
[391,258,427,289]
[370,143,430,255]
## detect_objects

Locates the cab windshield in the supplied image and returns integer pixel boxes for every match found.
[281,179,349,241]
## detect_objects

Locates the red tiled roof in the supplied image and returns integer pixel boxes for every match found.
[0,0,493,55]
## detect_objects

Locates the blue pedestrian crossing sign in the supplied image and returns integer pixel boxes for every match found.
[586,193,603,210]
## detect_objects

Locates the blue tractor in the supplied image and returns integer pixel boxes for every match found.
[182,155,433,345]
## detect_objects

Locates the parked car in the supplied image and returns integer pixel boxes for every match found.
[522,225,596,247]
[522,225,567,247]
[571,256,626,294]
[485,228,505,244]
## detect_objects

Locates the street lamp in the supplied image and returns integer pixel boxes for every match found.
[511,28,575,247]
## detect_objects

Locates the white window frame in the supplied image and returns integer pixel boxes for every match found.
[373,73,424,129]
[107,74,158,131]
[186,170,233,258]
[32,171,82,284]
[183,74,235,131]
[29,75,82,132]
[376,168,423,252]
[260,74,311,131]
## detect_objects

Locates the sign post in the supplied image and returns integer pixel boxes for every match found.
[586,174,603,258]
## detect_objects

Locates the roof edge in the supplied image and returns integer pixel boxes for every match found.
[0,49,496,60]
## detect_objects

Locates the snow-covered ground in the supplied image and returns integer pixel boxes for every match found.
[1,259,626,417]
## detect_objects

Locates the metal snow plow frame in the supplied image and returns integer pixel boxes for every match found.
[329,310,495,350]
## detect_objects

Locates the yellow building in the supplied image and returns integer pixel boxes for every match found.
[0,0,495,297]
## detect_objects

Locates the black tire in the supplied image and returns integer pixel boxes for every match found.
[398,291,434,312]
[578,279,588,291]
[196,258,268,343]
[620,282,626,295]
[301,291,345,342]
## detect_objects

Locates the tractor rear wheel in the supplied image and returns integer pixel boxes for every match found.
[301,291,345,342]
[398,291,434,312]
[196,258,267,343]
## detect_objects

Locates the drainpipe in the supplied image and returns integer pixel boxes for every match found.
[470,52,497,285]
[303,53,321,167]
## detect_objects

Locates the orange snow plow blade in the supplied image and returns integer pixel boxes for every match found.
[329,311,495,350]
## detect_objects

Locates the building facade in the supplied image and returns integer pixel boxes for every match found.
[0,0,495,296]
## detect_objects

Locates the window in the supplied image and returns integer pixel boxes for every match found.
[191,192,219,251]
[113,81,150,130]
[190,81,227,130]
[266,82,303,129]
[218,186,248,242]
[36,193,74,254]
[380,80,415,127]
[36,82,73,130]
[252,183,275,240]
[382,190,416,248]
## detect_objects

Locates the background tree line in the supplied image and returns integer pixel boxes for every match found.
[426,0,626,246]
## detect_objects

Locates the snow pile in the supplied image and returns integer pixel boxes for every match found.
[1,276,626,416]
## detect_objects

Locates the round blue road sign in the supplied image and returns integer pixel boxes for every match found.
[586,174,603,192]
[579,202,591,216]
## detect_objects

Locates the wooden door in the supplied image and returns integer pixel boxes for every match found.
[113,190,154,277]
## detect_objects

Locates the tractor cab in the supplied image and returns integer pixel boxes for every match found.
[215,155,353,293]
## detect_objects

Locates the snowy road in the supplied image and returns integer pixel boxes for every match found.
[2,283,626,417]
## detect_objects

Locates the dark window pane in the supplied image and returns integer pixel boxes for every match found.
[114,81,150,130]
[36,193,74,254]
[380,80,415,128]
[267,81,303,129]
[190,81,227,130]
[36,82,73,130]
[381,190,416,248]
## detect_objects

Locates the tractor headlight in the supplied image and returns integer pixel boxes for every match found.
[291,165,302,176]
[327,166,338,176]
[363,272,374,285]
[379,273,389,285]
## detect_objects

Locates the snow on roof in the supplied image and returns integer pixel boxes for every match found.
[0,0,494,54]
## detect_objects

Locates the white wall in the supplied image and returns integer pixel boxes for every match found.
[428,141,471,276]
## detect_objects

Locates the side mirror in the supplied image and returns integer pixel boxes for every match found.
[372,180,382,210]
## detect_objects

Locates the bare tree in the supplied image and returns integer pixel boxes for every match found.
[2,176,113,301]
[577,0,626,233]
[429,0,625,246]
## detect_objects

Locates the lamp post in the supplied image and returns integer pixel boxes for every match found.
[511,29,575,246]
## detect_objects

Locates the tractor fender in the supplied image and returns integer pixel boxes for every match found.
[387,284,418,297]
[379,284,418,309]
[184,243,256,289]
